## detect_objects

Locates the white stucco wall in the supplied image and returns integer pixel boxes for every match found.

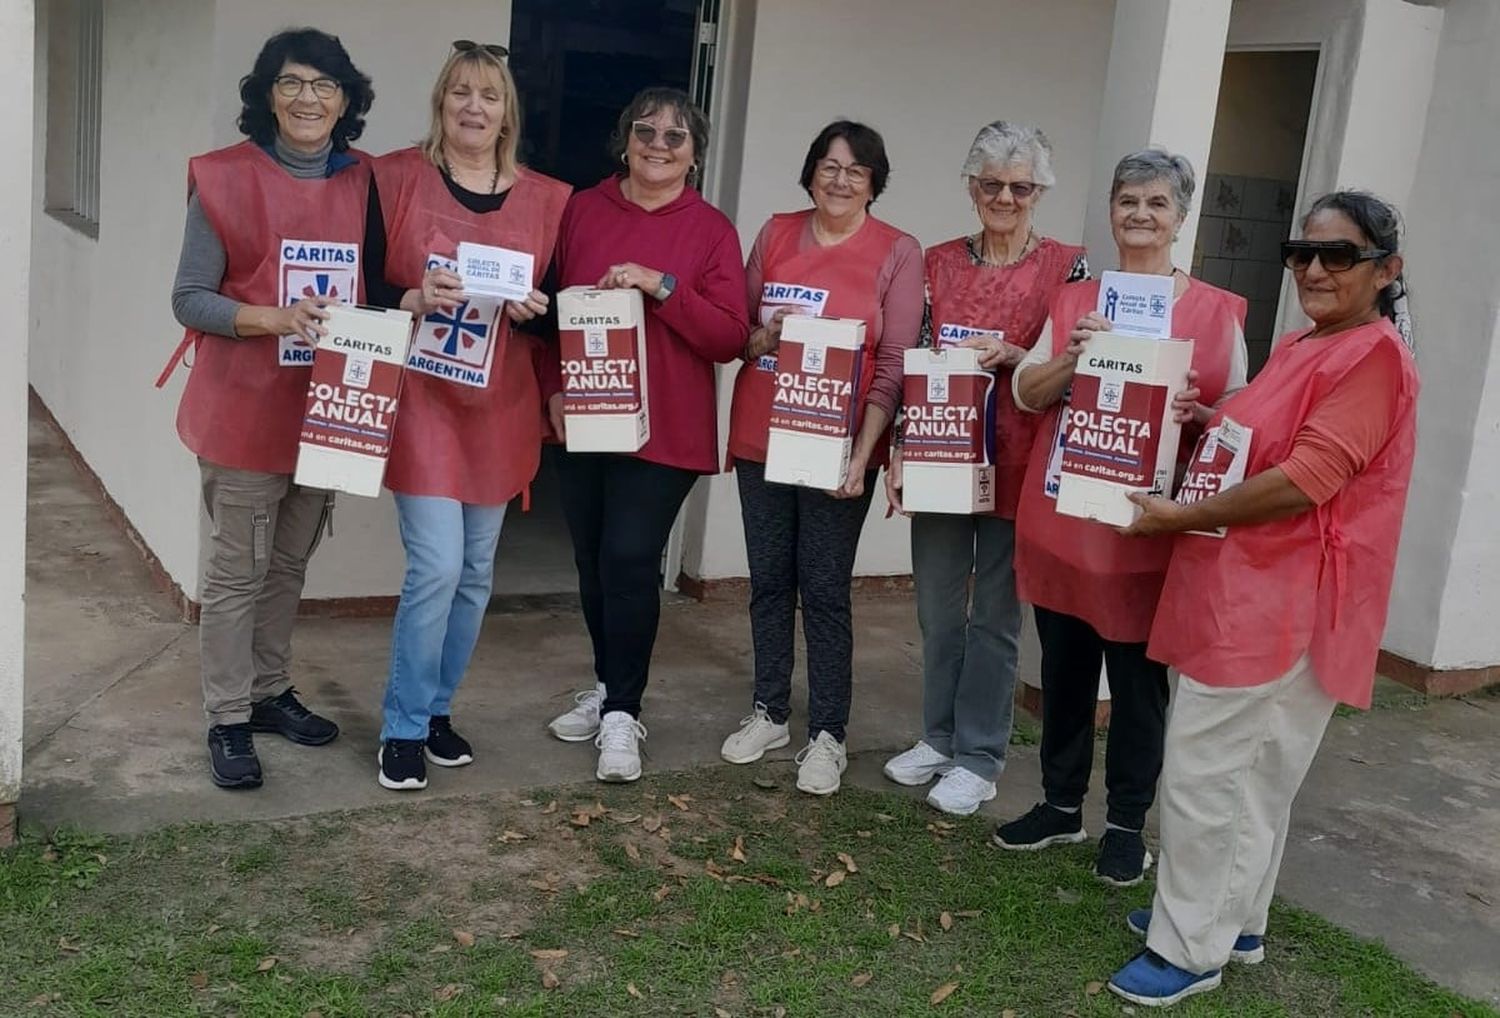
[2,0,34,806]
[29,0,217,600]
[1384,0,1500,670]
[689,0,1116,579]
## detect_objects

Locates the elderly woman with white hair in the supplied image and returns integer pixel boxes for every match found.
[993,148,1248,886]
[881,121,1086,816]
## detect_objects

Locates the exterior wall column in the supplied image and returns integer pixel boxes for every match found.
[1381,0,1500,693]
[1081,0,1233,270]
[0,0,36,845]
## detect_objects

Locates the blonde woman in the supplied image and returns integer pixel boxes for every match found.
[366,41,570,791]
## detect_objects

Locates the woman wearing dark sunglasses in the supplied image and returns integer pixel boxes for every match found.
[542,88,749,784]
[363,41,571,792]
[996,148,1249,888]
[719,120,925,797]
[160,28,374,791]
[1104,190,1419,1007]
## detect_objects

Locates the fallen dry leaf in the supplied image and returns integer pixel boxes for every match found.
[497,830,528,844]
[667,794,692,812]
[642,816,663,833]
[453,930,476,948]
[887,923,901,938]
[519,798,537,806]
[836,852,859,873]
[824,869,847,888]
[428,944,452,954]
[903,929,927,944]
[940,911,953,931]
[627,982,643,998]
[1085,980,1104,995]
[433,984,463,1002]
[527,878,556,893]
[496,930,523,939]
[589,800,609,817]
[56,937,81,954]
[653,884,672,903]
[541,799,558,814]
[851,972,873,987]
[570,812,592,828]
[954,910,982,919]
[613,928,640,938]
[856,829,873,839]
[541,970,561,990]
[930,981,959,1005]
[610,811,642,824]
[715,1009,731,1018]
[255,956,277,973]
[624,840,642,862]
[1003,1010,1017,1018]
[874,812,896,823]
[731,836,748,863]
[205,924,222,936]
[188,972,209,990]
[752,776,777,790]
[530,949,569,961]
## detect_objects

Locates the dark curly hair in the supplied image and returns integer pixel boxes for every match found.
[237,28,374,152]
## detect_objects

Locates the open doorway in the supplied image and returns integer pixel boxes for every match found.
[1191,49,1319,377]
[492,0,706,597]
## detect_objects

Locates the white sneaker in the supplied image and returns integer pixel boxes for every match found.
[548,683,604,742]
[794,731,847,796]
[595,710,645,783]
[883,741,954,786]
[925,766,997,816]
[720,703,791,764]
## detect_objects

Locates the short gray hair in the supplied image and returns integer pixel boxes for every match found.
[961,121,1057,189]
[1110,147,1196,217]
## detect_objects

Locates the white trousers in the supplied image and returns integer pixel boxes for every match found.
[1147,654,1337,973]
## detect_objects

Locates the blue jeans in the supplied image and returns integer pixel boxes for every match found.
[381,493,507,741]
[911,512,1021,781]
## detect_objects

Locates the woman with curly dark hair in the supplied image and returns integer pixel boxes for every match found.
[159,27,374,792]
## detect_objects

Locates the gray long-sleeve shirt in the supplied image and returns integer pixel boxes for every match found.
[170,137,334,337]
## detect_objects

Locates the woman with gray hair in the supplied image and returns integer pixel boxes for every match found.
[881,121,1086,816]
[993,148,1248,886]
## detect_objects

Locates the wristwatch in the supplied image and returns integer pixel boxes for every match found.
[653,272,677,303]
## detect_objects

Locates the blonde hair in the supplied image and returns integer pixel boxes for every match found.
[419,47,521,176]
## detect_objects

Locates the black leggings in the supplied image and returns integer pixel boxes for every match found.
[1034,606,1169,830]
[735,459,876,742]
[555,451,699,718]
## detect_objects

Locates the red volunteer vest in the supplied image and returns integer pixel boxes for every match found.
[1149,319,1418,707]
[924,237,1085,518]
[374,147,570,504]
[1013,277,1245,642]
[726,210,908,468]
[163,141,371,474]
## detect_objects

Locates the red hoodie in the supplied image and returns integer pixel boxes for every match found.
[545,176,750,474]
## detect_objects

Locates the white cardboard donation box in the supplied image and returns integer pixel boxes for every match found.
[900,347,996,514]
[1054,332,1195,526]
[557,287,650,453]
[764,316,866,490]
[294,304,414,497]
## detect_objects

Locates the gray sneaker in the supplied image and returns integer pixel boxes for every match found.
[548,683,604,742]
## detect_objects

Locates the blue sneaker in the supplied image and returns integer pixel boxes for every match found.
[1126,908,1266,965]
[1108,950,1221,1007]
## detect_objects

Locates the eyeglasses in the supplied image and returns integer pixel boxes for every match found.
[1281,240,1389,273]
[273,75,341,100]
[631,120,692,150]
[815,160,872,187]
[974,178,1038,200]
[453,39,509,58]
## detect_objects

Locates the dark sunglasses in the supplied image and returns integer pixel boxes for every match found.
[1281,240,1389,273]
[630,120,691,150]
[974,178,1038,200]
[453,39,509,58]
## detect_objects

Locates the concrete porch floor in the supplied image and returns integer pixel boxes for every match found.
[17,407,1500,1005]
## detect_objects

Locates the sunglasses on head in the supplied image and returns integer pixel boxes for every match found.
[452,39,509,58]
[974,178,1037,200]
[631,120,691,150]
[1281,240,1389,273]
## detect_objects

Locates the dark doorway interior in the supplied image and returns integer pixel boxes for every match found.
[509,0,699,190]
[493,1,700,598]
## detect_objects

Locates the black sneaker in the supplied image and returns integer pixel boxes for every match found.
[249,688,339,746]
[992,801,1088,851]
[378,738,428,791]
[1096,828,1154,887]
[207,723,263,790]
[425,716,474,767]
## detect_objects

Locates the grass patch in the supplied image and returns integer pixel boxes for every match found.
[2,767,1494,1017]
